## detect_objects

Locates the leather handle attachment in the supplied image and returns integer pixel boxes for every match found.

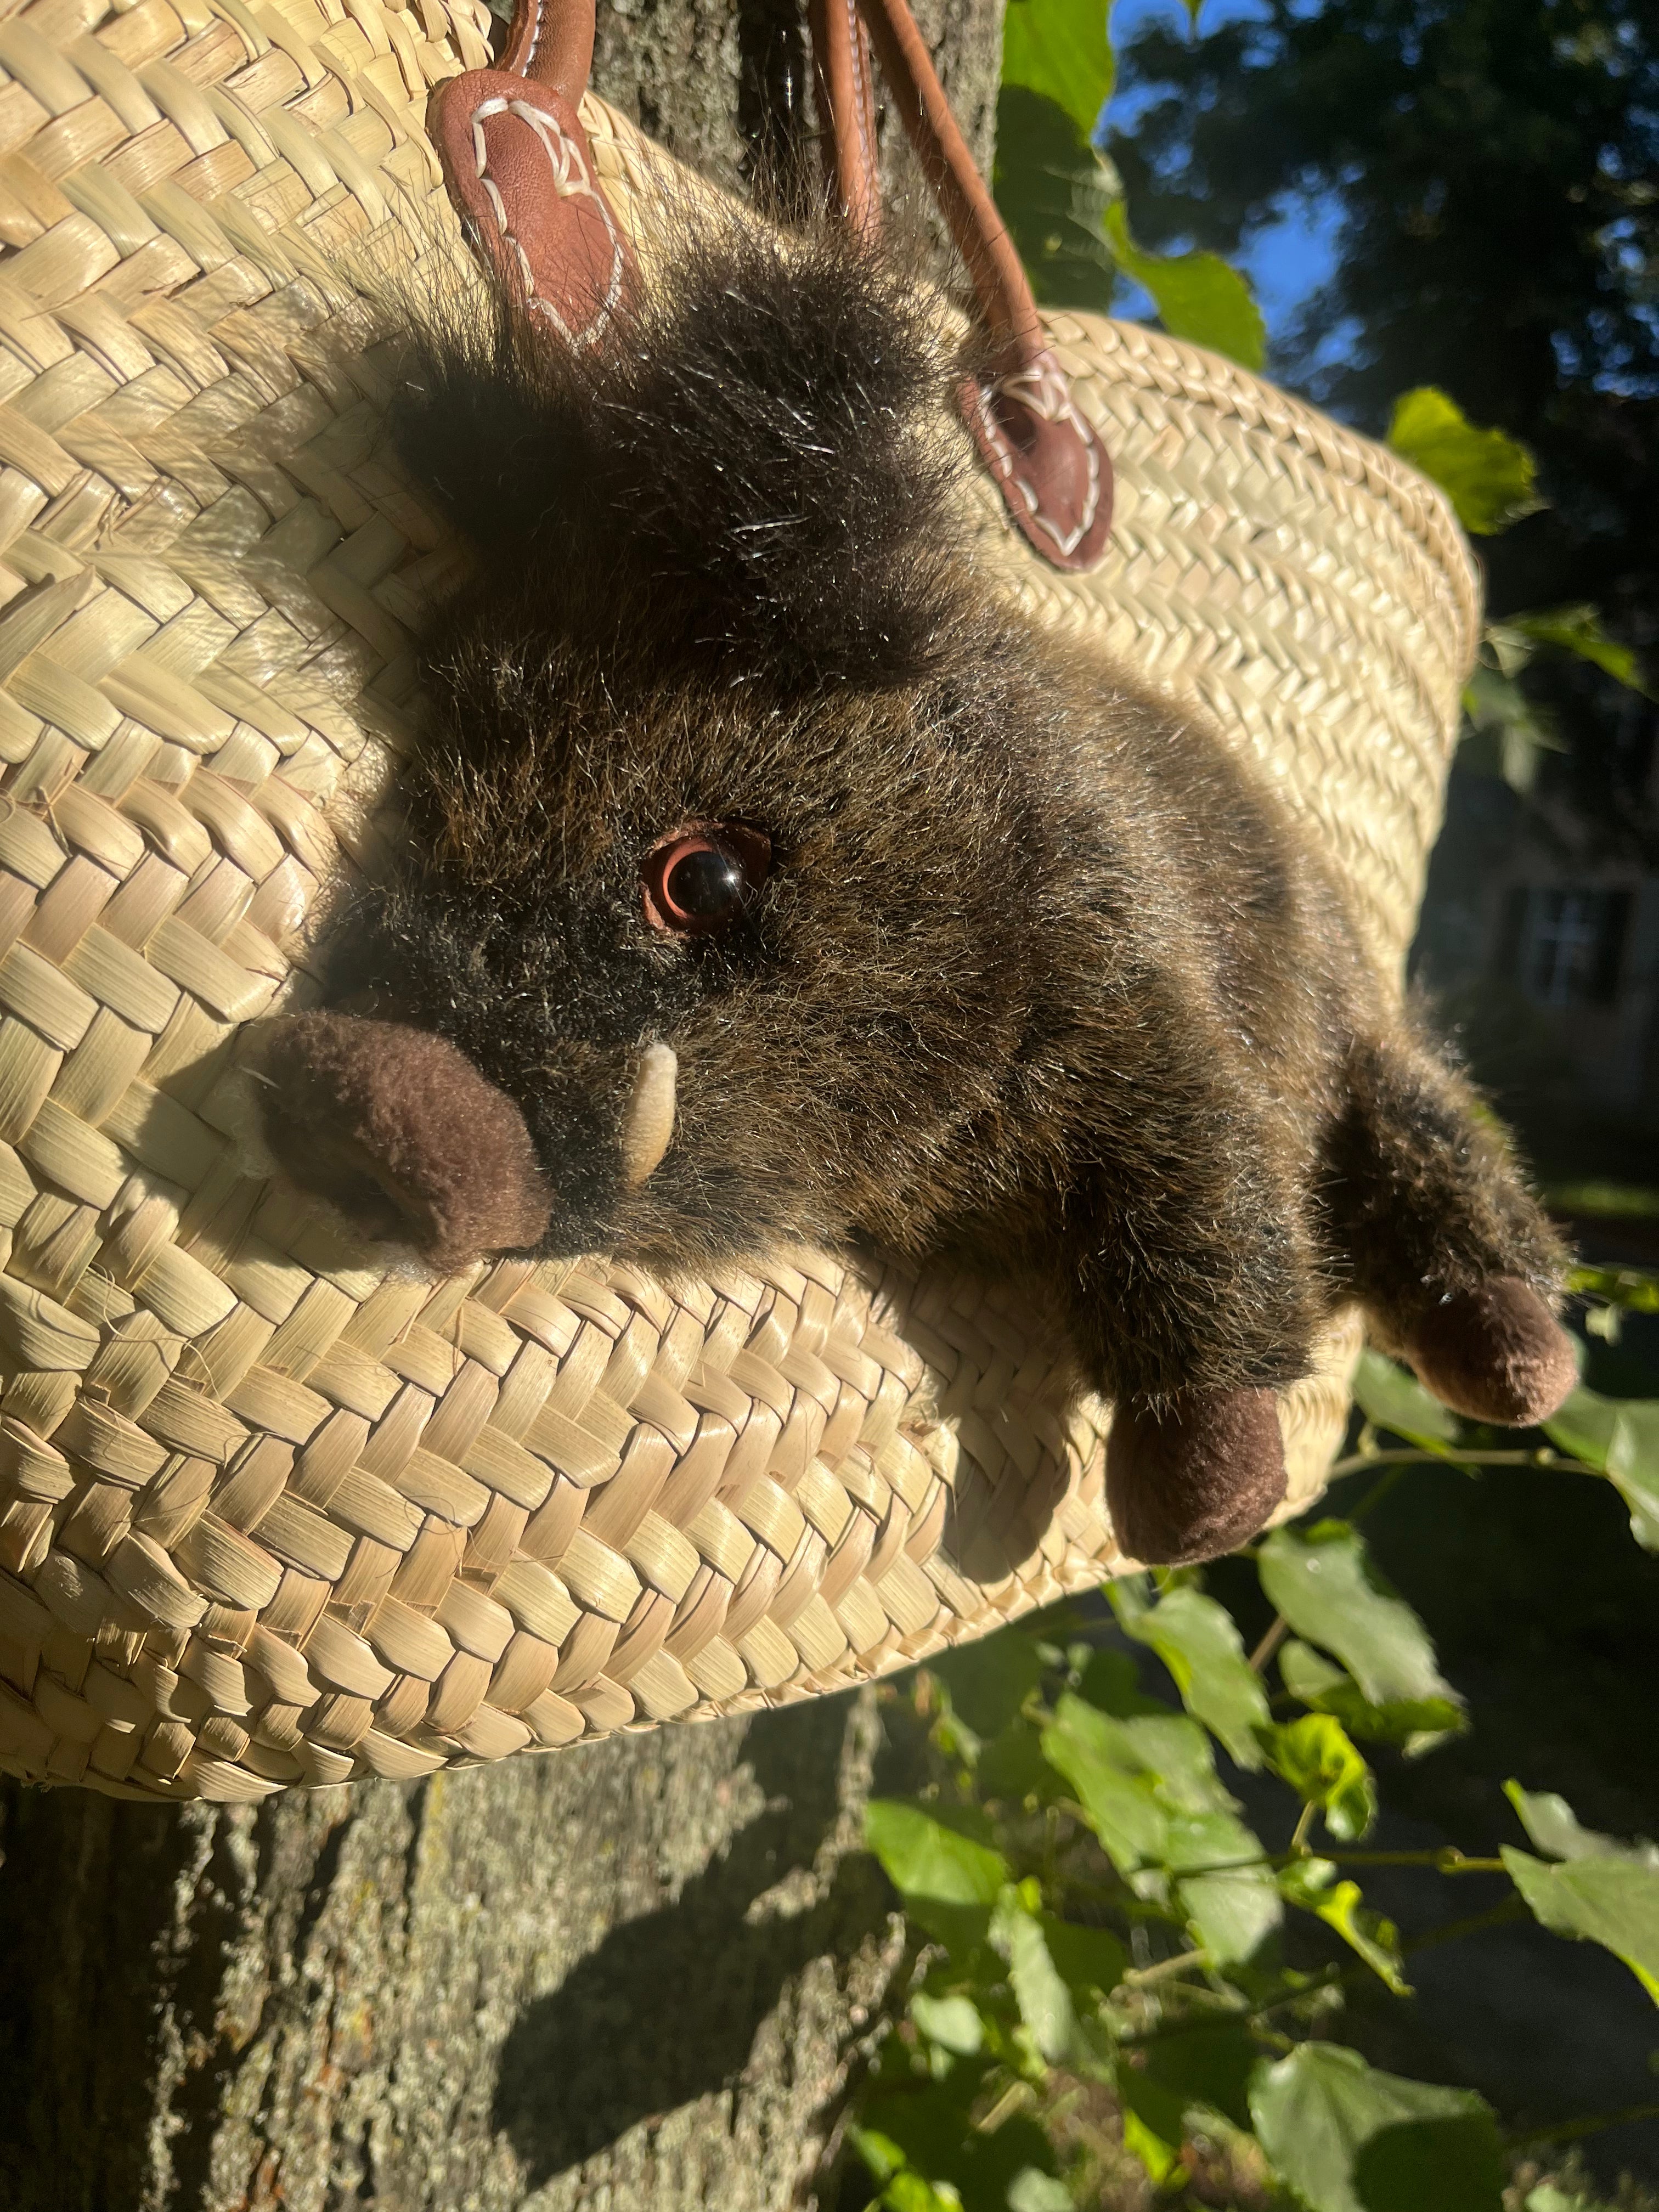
[430,0,1111,568]
[428,0,631,351]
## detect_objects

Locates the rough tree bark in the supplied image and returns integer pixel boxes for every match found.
[0,3,1003,2206]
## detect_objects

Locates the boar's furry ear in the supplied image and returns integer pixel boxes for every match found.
[388,217,972,687]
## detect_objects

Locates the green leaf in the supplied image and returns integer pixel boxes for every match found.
[1279,1640,1465,1752]
[857,2086,1059,2210]
[1040,1914,1128,2000]
[881,2177,961,2212]
[1503,1848,1659,2005]
[1543,1384,1621,1470]
[1261,1714,1377,1842]
[1076,1646,1166,1718]
[1606,1404,1659,1553]
[1351,1349,1461,1447]
[1110,1578,1271,1767]
[910,1993,985,2057]
[1007,2172,1071,2212]
[1501,605,1654,700]
[866,1801,1009,1950]
[1545,1388,1659,1549]
[1041,1694,1171,1870]
[1279,1858,1411,1995]
[993,87,1118,312]
[1102,201,1266,369]
[1167,1810,1281,1963]
[1459,664,1565,794]
[1000,0,1112,138]
[991,1891,1076,2063]
[850,2126,910,2185]
[932,1630,1045,1756]
[1505,1782,1659,1867]
[1386,387,1544,536]
[1257,1522,1460,1713]
[1137,2022,1258,2133]
[1249,2043,1504,2212]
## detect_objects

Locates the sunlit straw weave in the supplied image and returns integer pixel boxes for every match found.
[0,0,1478,1800]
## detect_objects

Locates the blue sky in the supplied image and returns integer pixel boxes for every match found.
[1103,0,1346,356]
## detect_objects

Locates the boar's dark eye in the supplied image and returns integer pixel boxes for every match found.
[643,824,772,935]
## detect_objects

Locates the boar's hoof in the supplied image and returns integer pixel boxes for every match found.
[252,1011,551,1273]
[1106,1385,1286,1566]
[1408,1276,1576,1427]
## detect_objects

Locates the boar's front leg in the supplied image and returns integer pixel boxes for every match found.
[1056,1019,1324,1567]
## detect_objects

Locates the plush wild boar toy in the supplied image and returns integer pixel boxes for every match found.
[248,213,1576,1567]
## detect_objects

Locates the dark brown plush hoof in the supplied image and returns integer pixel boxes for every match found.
[1106,1386,1287,1566]
[1408,1276,1576,1427]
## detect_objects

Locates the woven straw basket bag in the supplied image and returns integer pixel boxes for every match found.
[0,0,1479,1803]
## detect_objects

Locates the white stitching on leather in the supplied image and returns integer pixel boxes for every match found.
[972,350,1103,560]
[469,93,625,348]
[522,0,544,71]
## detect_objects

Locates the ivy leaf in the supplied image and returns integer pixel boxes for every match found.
[1503,1784,1659,2004]
[856,2086,1060,2209]
[991,1890,1076,2062]
[1007,2172,1073,2212]
[1546,1389,1659,1549]
[1257,1521,1460,1713]
[1460,663,1566,793]
[1500,605,1653,699]
[1386,387,1544,535]
[1040,1914,1128,2001]
[1261,1714,1378,1842]
[1543,1384,1621,1470]
[1503,1849,1659,2006]
[1249,2044,1505,2212]
[1279,1640,1464,1751]
[1351,1349,1462,1447]
[1167,1810,1282,1963]
[932,1629,1045,1757]
[1102,201,1266,369]
[994,87,1119,311]
[1000,0,1113,138]
[1041,1693,1171,1870]
[866,1801,1009,1950]
[1606,1404,1659,1554]
[1279,1857,1412,1995]
[1505,1782,1659,1868]
[1136,2022,1259,2133]
[1110,1577,1271,1767]
[910,1993,985,2057]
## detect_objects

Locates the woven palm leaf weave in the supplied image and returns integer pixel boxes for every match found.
[0,0,1480,1801]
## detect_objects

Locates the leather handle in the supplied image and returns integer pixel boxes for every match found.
[810,0,1113,570]
[496,0,594,103]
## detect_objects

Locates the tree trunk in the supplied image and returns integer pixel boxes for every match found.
[0,8,1001,2205]
[0,1696,902,2211]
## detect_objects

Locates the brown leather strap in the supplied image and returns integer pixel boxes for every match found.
[430,0,1111,568]
[811,0,1113,570]
[807,0,881,239]
[495,0,594,98]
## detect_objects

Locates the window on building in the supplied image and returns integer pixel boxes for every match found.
[1498,887,1631,1008]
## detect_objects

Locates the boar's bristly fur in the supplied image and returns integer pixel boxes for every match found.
[255,213,1573,1562]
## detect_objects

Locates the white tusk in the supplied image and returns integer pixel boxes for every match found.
[620,1040,678,1187]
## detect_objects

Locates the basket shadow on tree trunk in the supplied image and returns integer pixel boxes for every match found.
[0,1693,904,2211]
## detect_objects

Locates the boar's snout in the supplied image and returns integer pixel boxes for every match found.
[251,1012,552,1272]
